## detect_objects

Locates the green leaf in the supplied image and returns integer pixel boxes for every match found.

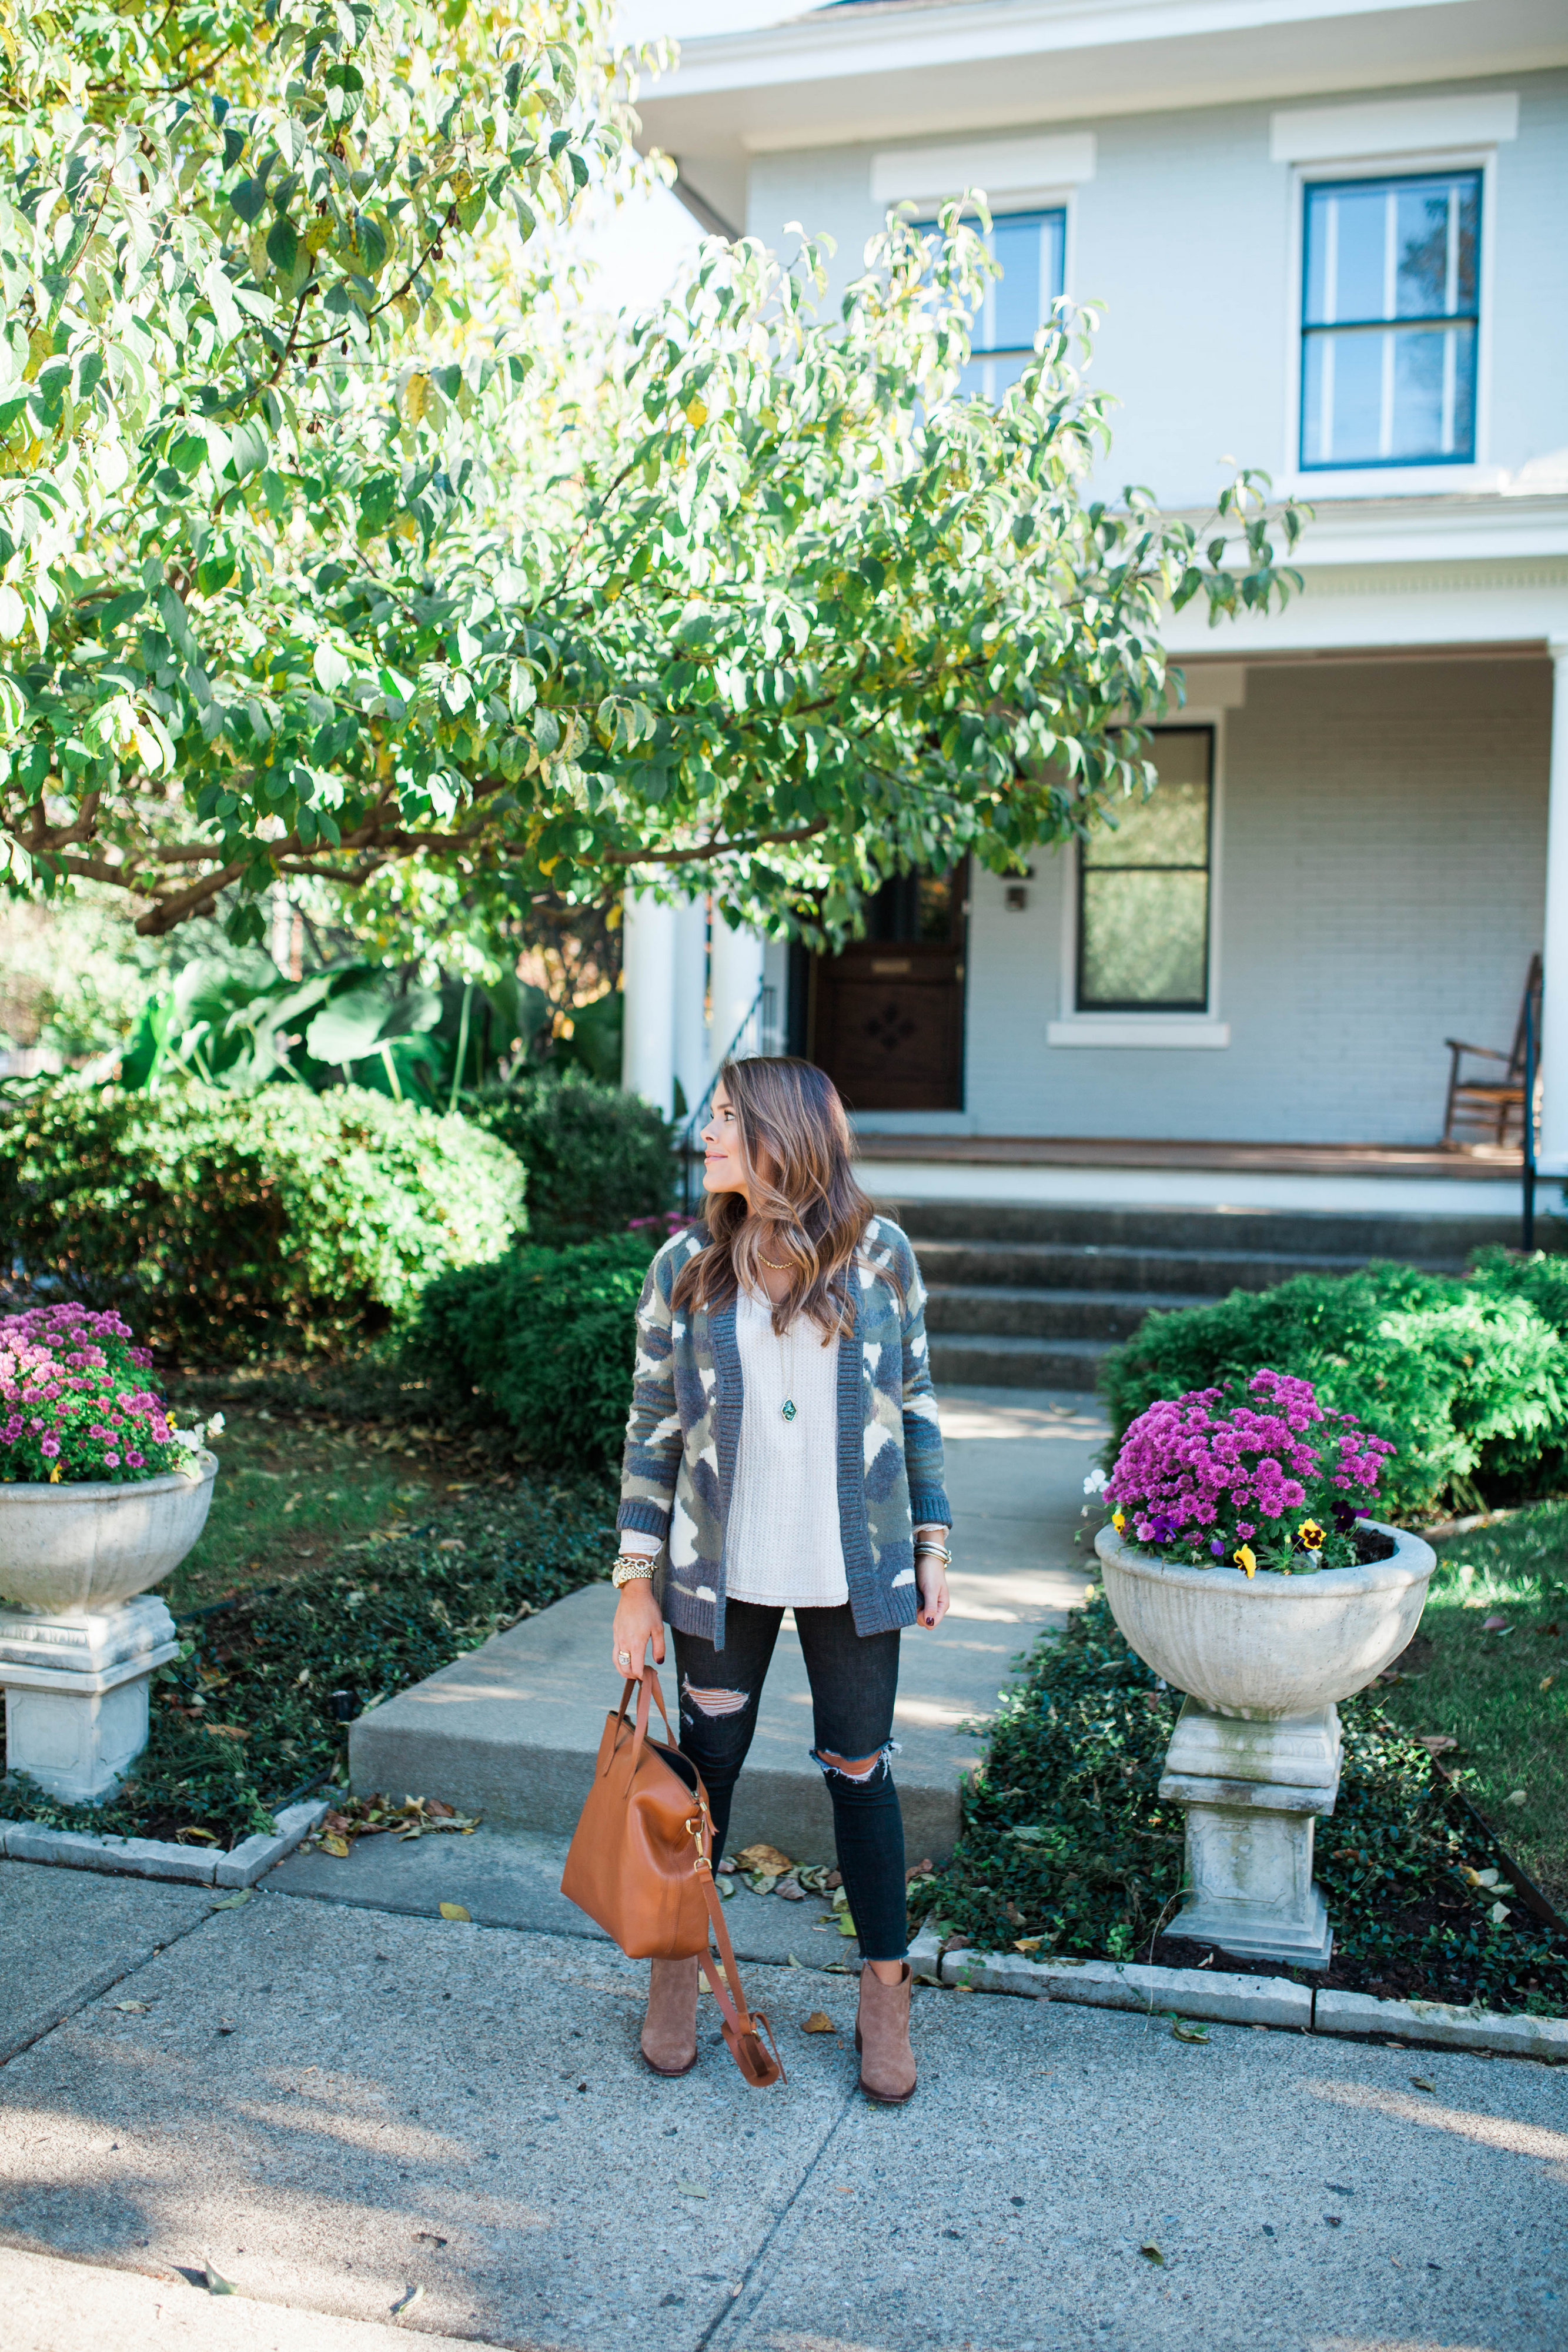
[265,218,300,277]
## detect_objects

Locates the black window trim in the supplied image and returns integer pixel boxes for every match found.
[1074,724,1214,1017]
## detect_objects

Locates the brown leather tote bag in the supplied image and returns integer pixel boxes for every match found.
[560,1671,784,2091]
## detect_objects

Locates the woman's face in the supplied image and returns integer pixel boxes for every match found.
[703,1087,776,1199]
[702,1087,747,1195]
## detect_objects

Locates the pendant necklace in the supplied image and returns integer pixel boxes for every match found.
[778,1306,799,1424]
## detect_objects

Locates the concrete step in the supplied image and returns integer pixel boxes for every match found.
[352,1389,1105,1864]
[885,1196,1507,1265]
[928,1332,1117,1391]
[925,1282,1190,1343]
[915,1237,1375,1298]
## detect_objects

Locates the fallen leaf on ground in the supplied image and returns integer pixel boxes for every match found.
[1482,1614,1509,1632]
[1012,1937,1045,1954]
[320,1834,351,1858]
[677,2181,709,2199]
[1139,2243,1164,2265]
[210,1892,252,1911]
[439,1902,471,1922]
[1505,1789,1528,1806]
[1543,1675,1557,1691]
[391,2284,424,2318]
[904,1858,934,1880]
[1410,2075,1436,2093]
[176,1825,220,1843]
[834,2184,854,2195]
[802,2012,835,2033]
[113,2000,150,2013]
[775,1876,805,1900]
[203,1723,249,1742]
[1415,1734,1457,1755]
[837,1913,858,1938]
[203,2256,238,2296]
[412,2232,447,2247]
[735,1842,793,1875]
[1489,1900,1511,1923]
[1170,2018,1210,2043]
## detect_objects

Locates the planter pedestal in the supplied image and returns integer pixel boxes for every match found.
[1158,1697,1341,1968]
[0,1595,180,1805]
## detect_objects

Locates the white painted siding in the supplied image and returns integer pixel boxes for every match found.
[744,70,1568,503]
[961,658,1550,1144]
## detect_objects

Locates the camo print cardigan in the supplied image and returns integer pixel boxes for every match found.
[616,1215,951,1650]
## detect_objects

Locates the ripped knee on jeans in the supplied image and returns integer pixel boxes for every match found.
[681,1676,748,1719]
[812,1742,898,1783]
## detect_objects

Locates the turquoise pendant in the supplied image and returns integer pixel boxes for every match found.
[781,1399,798,1423]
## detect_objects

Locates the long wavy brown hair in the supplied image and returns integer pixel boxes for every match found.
[670,1057,886,1338]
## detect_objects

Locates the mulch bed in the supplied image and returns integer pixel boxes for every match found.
[1,1474,616,1848]
[920,1586,1568,2019]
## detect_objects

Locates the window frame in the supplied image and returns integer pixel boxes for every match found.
[1282,145,1500,496]
[1050,714,1229,1050]
[1297,165,1483,475]
[1072,724,1215,1017]
[915,201,1069,403]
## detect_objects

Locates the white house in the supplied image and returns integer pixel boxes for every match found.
[621,0,1568,1232]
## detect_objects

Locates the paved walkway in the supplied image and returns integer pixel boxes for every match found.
[2,1859,1565,2352]
[353,1388,1108,1865]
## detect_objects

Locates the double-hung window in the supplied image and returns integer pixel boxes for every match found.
[1300,169,1480,469]
[934,207,1066,402]
[1076,729,1213,1014]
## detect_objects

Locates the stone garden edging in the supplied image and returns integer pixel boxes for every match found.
[0,1798,329,1888]
[2,1840,1562,2063]
[910,1932,1568,2064]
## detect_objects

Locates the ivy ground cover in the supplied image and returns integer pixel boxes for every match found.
[0,1395,615,1847]
[920,1586,1568,2019]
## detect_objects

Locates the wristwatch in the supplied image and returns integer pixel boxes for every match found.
[612,1556,657,1589]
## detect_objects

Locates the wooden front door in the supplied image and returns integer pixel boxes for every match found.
[810,867,967,1113]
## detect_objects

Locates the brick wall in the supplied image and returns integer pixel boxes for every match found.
[962,656,1551,1144]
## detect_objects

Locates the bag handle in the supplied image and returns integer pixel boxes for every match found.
[602,1670,677,1780]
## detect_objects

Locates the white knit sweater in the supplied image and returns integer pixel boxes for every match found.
[723,1286,849,1609]
[618,1284,848,1608]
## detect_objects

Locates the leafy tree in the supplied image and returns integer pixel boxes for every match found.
[1,0,1303,948]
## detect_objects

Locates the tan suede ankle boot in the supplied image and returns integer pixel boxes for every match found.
[641,1955,700,2077]
[854,1962,917,2103]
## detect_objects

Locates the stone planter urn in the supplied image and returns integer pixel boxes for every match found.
[1095,1518,1436,1966]
[0,1455,218,1803]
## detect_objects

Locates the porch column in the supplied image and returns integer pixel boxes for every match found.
[620,887,676,1116]
[672,897,710,1121]
[1539,640,1568,1173]
[709,916,766,1066]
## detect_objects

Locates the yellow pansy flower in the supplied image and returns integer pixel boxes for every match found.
[1111,1509,1125,1534]
[1297,1519,1325,1549]
[1234,1545,1257,1578]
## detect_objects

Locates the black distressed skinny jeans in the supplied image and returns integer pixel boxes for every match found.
[672,1601,907,1963]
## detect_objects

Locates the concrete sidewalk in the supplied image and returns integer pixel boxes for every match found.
[2,1858,1565,2352]
[352,1388,1106,1863]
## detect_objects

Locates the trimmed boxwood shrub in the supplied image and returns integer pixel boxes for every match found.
[417,1228,664,1468]
[0,1083,526,1361]
[1101,1255,1568,1520]
[466,1071,672,1247]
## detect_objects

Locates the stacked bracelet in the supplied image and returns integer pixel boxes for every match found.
[914,1538,952,1565]
[611,1556,656,1589]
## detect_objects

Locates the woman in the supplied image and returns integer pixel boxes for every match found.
[610,1055,952,2104]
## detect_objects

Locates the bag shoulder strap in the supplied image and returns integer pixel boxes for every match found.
[683,1800,785,2091]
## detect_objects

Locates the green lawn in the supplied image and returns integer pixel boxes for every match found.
[1380,1501,1568,1912]
[164,1402,445,1614]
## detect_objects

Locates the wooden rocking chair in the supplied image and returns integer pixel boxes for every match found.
[1442,954,1542,1148]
